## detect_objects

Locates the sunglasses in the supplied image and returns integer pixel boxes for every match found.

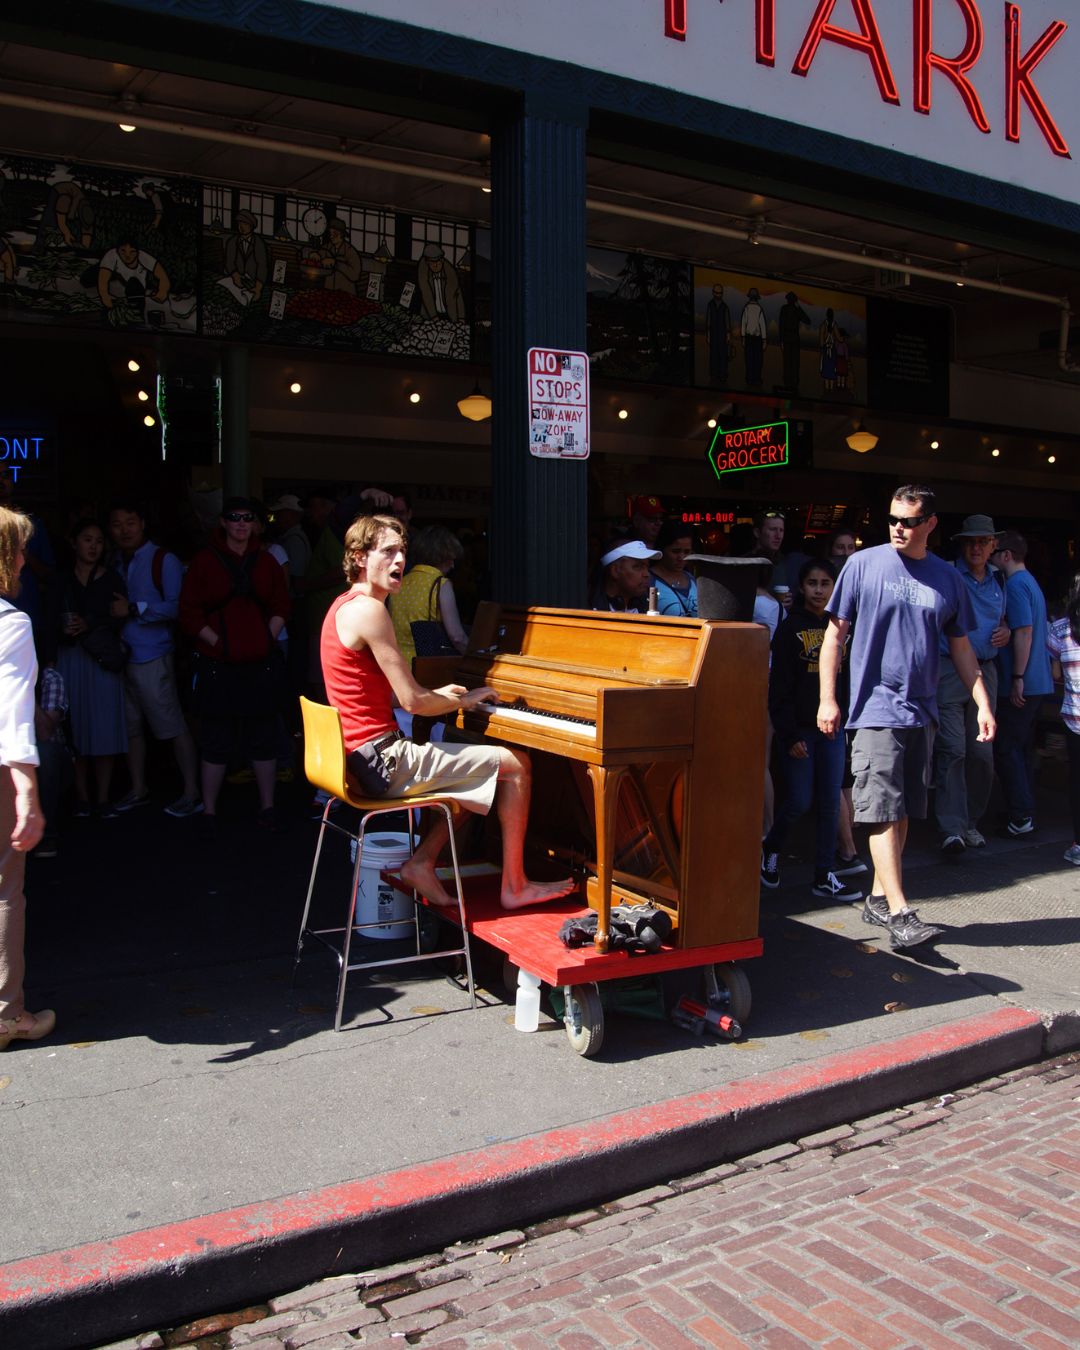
[223,511,255,523]
[888,514,928,529]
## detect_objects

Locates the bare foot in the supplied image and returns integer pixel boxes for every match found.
[399,858,460,908]
[500,876,577,910]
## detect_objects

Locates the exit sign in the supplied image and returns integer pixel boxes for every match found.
[707,421,789,478]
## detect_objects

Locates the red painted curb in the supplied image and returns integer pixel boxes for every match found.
[0,1004,1042,1316]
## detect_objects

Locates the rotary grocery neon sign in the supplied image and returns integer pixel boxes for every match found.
[664,0,1069,157]
[707,420,789,477]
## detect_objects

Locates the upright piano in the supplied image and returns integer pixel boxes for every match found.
[415,603,768,953]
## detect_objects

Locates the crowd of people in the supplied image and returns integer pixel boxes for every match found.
[593,488,1077,955]
[2,474,1078,1053]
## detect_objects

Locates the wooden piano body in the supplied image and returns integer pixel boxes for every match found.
[415,603,768,954]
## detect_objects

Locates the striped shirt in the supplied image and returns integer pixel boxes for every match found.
[1046,616,1080,734]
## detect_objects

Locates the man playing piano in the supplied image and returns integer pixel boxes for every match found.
[321,514,575,911]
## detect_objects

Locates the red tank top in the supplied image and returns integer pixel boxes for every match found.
[320,591,396,749]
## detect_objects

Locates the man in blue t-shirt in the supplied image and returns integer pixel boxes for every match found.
[817,485,995,949]
[992,530,1052,836]
[934,515,1010,855]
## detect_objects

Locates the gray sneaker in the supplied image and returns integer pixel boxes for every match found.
[963,827,987,848]
[1064,844,1080,866]
[887,907,945,949]
[862,894,889,928]
[164,796,204,819]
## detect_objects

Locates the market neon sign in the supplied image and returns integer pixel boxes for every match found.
[707,421,789,478]
[664,0,1069,157]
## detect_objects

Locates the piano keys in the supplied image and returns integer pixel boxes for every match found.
[415,603,768,953]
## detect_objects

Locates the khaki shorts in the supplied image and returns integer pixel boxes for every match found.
[374,737,502,815]
[850,725,935,824]
[124,653,188,741]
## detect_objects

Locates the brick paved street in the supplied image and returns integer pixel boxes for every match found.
[100,1052,1079,1350]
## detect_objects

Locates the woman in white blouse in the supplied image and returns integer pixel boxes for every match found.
[0,506,54,1050]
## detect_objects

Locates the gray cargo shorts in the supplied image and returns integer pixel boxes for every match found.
[850,725,936,824]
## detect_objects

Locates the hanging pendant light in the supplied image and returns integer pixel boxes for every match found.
[457,381,492,421]
[846,422,879,454]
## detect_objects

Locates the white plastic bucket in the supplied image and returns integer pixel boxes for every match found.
[350,832,415,940]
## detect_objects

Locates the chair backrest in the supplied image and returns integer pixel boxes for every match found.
[300,697,349,800]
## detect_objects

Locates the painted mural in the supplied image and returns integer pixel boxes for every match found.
[693,268,867,401]
[587,246,692,384]
[0,156,198,333]
[199,186,471,358]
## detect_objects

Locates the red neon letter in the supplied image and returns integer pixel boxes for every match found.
[1005,4,1070,158]
[757,0,777,66]
[665,0,686,40]
[913,0,990,133]
[793,0,901,105]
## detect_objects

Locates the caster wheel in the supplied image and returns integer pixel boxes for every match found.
[705,962,751,1026]
[563,983,605,1057]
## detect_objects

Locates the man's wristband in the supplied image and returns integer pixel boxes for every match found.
[1013,673,1025,680]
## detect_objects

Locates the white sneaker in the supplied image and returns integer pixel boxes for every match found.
[941,834,966,856]
[963,827,987,848]
[1064,844,1080,866]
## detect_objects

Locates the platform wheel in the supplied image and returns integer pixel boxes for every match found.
[563,982,605,1057]
[705,962,752,1026]
[502,957,520,996]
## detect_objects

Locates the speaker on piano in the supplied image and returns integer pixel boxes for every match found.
[687,555,770,622]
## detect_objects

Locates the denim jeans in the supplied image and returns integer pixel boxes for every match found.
[993,694,1045,821]
[763,727,846,874]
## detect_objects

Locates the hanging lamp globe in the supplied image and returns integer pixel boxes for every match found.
[457,382,492,421]
[846,426,879,454]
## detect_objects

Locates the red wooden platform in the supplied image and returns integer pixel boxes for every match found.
[383,866,763,987]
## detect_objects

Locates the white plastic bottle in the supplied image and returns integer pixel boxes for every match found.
[514,969,542,1032]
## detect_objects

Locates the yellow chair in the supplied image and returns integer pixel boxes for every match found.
[295,698,475,1030]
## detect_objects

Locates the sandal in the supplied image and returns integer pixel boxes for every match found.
[0,1009,57,1051]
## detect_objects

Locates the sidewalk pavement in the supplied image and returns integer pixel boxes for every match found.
[1,764,1078,1347]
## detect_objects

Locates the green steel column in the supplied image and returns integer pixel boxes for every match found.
[490,93,589,608]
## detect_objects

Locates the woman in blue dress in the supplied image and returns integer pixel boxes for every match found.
[56,520,128,817]
[649,520,698,617]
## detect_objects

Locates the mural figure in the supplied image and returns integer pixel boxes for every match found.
[97,237,170,321]
[418,241,464,320]
[820,306,839,392]
[0,236,15,285]
[34,174,94,252]
[704,283,732,385]
[835,328,851,392]
[318,218,363,294]
[740,286,767,388]
[140,180,173,234]
[220,209,268,305]
[778,291,811,392]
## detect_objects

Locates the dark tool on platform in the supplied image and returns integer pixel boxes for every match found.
[558,904,674,953]
[672,994,742,1040]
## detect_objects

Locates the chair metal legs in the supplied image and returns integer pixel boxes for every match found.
[294,796,476,1031]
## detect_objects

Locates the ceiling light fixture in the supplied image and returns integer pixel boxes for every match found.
[143,414,156,427]
[748,216,765,246]
[707,418,717,429]
[127,359,140,373]
[992,448,1001,458]
[617,408,629,420]
[118,122,137,133]
[457,381,492,421]
[930,439,940,450]
[846,423,879,454]
[289,381,302,394]
[409,391,421,404]
[1048,454,1057,464]
[137,390,149,402]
